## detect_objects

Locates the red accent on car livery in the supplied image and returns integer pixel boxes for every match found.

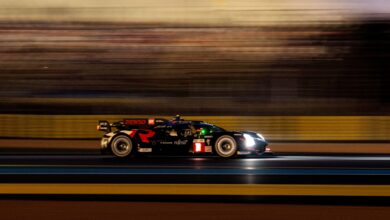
[129,129,137,138]
[124,119,147,125]
[137,129,156,143]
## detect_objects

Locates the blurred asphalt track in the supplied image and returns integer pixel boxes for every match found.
[1,139,390,154]
[2,200,390,220]
[1,154,390,196]
[1,143,390,219]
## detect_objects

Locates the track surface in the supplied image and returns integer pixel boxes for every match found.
[2,154,390,218]
[1,155,390,184]
[2,200,390,220]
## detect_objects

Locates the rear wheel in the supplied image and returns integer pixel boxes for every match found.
[215,135,237,158]
[111,135,133,158]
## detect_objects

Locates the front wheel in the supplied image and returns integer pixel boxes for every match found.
[215,135,237,158]
[110,135,133,158]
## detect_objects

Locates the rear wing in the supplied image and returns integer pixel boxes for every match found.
[97,118,168,132]
[97,120,111,132]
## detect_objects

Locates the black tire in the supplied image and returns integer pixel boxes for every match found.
[110,135,133,158]
[215,135,237,158]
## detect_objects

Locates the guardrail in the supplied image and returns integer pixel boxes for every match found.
[0,115,389,141]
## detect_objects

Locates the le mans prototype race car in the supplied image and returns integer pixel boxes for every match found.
[97,115,270,158]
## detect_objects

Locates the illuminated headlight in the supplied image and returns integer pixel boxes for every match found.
[256,133,265,141]
[243,134,256,147]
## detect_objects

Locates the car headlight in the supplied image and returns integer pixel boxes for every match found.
[256,133,265,141]
[243,134,256,147]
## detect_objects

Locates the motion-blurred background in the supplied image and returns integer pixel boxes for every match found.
[0,0,389,150]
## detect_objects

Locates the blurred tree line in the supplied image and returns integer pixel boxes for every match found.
[0,19,388,115]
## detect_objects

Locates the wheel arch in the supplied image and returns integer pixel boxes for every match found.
[106,130,137,153]
[214,134,238,158]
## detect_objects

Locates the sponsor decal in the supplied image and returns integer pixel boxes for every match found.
[204,135,213,138]
[182,129,192,137]
[124,119,147,125]
[237,151,251,155]
[234,133,243,136]
[193,139,205,143]
[138,148,152,153]
[101,138,109,148]
[174,140,188,145]
[206,139,211,146]
[205,146,212,152]
[155,119,166,123]
[160,141,173,144]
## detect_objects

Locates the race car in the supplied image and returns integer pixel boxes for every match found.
[97,115,270,158]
